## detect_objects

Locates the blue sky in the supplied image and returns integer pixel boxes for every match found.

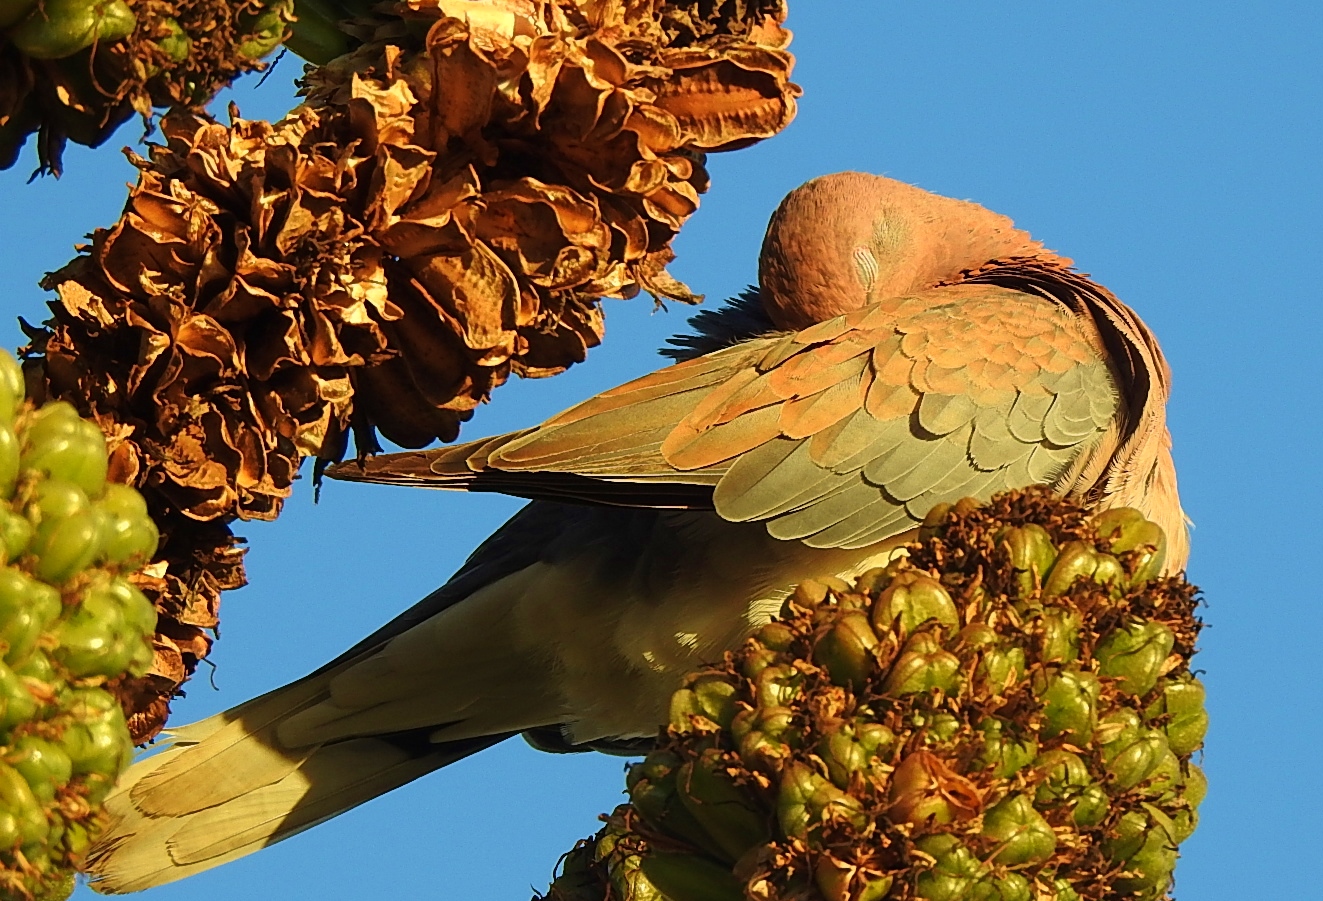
[0,2,1319,898]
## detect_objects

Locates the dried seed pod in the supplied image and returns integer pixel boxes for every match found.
[25,0,799,744]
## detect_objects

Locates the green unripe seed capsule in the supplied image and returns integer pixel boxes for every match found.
[883,631,961,696]
[0,658,37,730]
[1093,507,1168,584]
[1038,608,1082,664]
[10,736,73,804]
[871,571,959,635]
[914,834,987,901]
[96,483,159,567]
[1096,621,1175,696]
[20,402,108,498]
[0,566,60,664]
[7,0,135,59]
[981,793,1056,865]
[0,507,33,562]
[26,478,105,583]
[1037,670,1101,744]
[639,852,744,901]
[675,751,769,863]
[813,611,877,688]
[0,421,18,499]
[0,351,22,423]
[0,761,48,845]
[977,717,1037,778]
[996,523,1058,598]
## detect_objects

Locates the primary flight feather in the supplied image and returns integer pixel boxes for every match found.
[85,172,1186,892]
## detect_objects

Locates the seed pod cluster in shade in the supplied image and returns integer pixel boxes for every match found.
[0,350,157,900]
[21,0,798,744]
[0,0,306,175]
[539,491,1207,901]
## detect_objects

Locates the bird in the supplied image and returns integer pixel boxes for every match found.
[85,172,1186,892]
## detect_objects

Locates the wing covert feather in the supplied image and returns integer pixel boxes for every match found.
[329,283,1119,550]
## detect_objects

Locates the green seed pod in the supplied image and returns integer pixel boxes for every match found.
[1036,670,1101,744]
[60,688,133,779]
[996,523,1058,599]
[974,873,1031,901]
[1183,763,1207,808]
[0,658,37,730]
[883,631,961,697]
[1041,541,1099,596]
[25,479,104,584]
[52,613,132,680]
[1092,507,1167,585]
[154,15,190,61]
[9,736,73,805]
[7,0,135,58]
[0,506,33,562]
[0,350,22,422]
[0,808,19,850]
[973,643,1026,697]
[0,567,61,664]
[96,483,160,568]
[740,646,780,680]
[818,727,875,789]
[731,705,797,771]
[755,622,796,652]
[778,761,864,840]
[981,793,1056,865]
[977,717,1037,778]
[625,753,713,851]
[1096,621,1174,696]
[1049,879,1082,901]
[639,852,744,901]
[1038,757,1106,825]
[914,834,987,901]
[815,855,893,901]
[1107,806,1178,895]
[918,502,955,540]
[236,0,290,59]
[0,761,48,845]
[922,711,961,744]
[675,751,769,863]
[1101,719,1168,790]
[1037,608,1082,664]
[870,571,959,635]
[755,664,803,708]
[0,421,18,500]
[669,675,739,732]
[1146,748,1184,798]
[1147,676,1208,756]
[813,611,877,688]
[19,401,107,497]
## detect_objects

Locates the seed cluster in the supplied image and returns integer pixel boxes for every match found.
[542,492,1206,901]
[0,0,296,175]
[0,351,157,900]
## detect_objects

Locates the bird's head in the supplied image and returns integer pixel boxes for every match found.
[758,172,1065,330]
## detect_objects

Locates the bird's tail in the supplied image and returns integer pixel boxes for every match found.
[84,671,505,894]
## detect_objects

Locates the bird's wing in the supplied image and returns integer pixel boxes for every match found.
[331,283,1119,549]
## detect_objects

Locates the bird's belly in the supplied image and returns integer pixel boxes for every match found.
[519,511,910,743]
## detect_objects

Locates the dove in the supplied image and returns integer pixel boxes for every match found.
[85,172,1185,892]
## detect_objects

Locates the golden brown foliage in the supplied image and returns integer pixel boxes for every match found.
[21,0,797,742]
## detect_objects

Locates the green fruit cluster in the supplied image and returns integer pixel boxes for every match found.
[539,491,1206,901]
[0,351,158,900]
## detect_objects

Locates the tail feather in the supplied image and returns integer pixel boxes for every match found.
[86,675,509,894]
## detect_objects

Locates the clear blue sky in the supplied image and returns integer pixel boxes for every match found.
[0,3,1317,898]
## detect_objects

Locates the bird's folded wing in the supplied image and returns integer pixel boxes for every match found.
[330,284,1120,549]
